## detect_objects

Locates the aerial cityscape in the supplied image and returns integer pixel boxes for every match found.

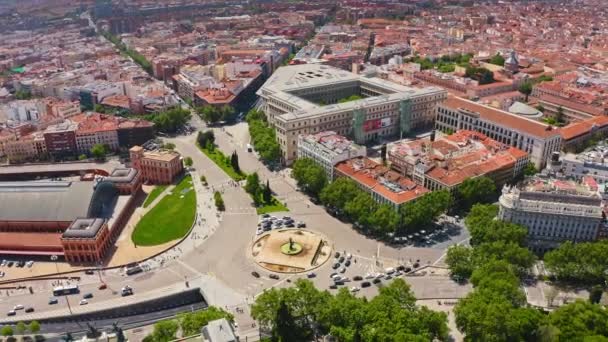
[0,0,607,341]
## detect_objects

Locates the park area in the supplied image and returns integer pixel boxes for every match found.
[143,185,168,208]
[132,175,196,246]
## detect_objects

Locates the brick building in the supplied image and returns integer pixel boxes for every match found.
[130,146,184,184]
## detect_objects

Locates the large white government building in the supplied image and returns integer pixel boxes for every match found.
[256,64,447,164]
[498,177,602,252]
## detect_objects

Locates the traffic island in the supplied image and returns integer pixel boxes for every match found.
[252,229,331,273]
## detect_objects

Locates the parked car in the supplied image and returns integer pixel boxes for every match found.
[85,270,95,275]
[350,287,360,293]
[339,267,346,274]
[25,307,34,313]
[48,298,58,305]
[334,281,344,286]
[307,272,316,278]
[98,284,107,290]
[0,271,5,278]
[83,293,93,299]
[121,286,133,297]
[269,274,280,280]
[7,310,15,316]
[329,273,338,279]
[353,275,363,281]
[79,299,88,305]
[338,256,345,263]
[361,282,371,288]
[373,278,381,284]
[332,263,340,270]
[297,222,306,228]
[13,305,24,310]
[334,252,340,258]
[329,285,338,290]
[345,260,351,267]
[251,271,260,278]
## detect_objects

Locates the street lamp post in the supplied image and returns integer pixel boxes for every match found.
[51,255,74,316]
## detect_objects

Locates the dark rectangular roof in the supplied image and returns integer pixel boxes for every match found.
[63,218,107,239]
[0,181,94,222]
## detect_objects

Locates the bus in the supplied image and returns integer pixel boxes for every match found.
[52,284,80,296]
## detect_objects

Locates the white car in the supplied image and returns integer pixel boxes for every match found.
[79,299,88,305]
[0,271,5,278]
[26,261,34,268]
[364,273,375,279]
[13,305,24,310]
[346,253,352,260]
[339,267,346,274]
[0,260,6,267]
[350,287,360,293]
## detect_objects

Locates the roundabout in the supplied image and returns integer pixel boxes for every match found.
[252,229,332,273]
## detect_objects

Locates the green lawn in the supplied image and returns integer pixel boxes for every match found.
[132,175,196,246]
[143,185,168,208]
[256,197,289,215]
[197,143,246,181]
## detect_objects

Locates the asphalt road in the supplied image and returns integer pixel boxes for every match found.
[0,116,471,339]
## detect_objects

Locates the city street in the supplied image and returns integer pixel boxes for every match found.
[0,116,471,340]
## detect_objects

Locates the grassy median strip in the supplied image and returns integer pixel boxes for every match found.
[143,185,168,208]
[256,197,289,215]
[196,143,246,181]
[132,175,196,246]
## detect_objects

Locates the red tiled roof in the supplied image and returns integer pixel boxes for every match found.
[560,116,608,141]
[335,157,429,205]
[444,97,560,138]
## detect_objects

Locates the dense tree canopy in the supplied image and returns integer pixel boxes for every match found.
[197,130,215,148]
[291,158,328,197]
[547,300,608,341]
[178,306,234,337]
[319,177,361,211]
[544,240,608,284]
[247,110,281,163]
[146,107,191,133]
[456,176,497,212]
[400,190,451,232]
[252,279,448,342]
[489,53,505,66]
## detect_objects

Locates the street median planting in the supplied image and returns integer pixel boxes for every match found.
[132,175,196,246]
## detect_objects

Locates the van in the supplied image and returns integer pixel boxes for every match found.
[247,143,253,152]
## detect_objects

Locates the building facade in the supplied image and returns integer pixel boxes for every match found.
[435,97,562,168]
[257,64,447,164]
[130,146,184,184]
[297,131,366,180]
[498,177,602,252]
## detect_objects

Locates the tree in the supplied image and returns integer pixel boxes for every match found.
[555,106,565,124]
[146,107,190,133]
[589,285,604,304]
[230,151,240,173]
[78,154,87,160]
[292,158,328,197]
[524,162,538,176]
[247,111,281,164]
[274,300,305,342]
[465,204,499,244]
[149,320,178,342]
[401,190,451,232]
[220,105,236,123]
[197,105,222,124]
[548,300,608,341]
[16,322,26,334]
[344,192,377,228]
[214,191,225,211]
[368,204,400,235]
[1,326,13,337]
[163,142,176,150]
[200,175,208,185]
[489,53,505,66]
[29,320,41,334]
[197,130,215,148]
[245,172,261,197]
[544,240,608,284]
[184,156,193,167]
[446,245,474,280]
[90,143,107,160]
[518,81,533,102]
[178,306,234,337]
[319,177,360,211]
[263,180,272,204]
[456,176,497,212]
